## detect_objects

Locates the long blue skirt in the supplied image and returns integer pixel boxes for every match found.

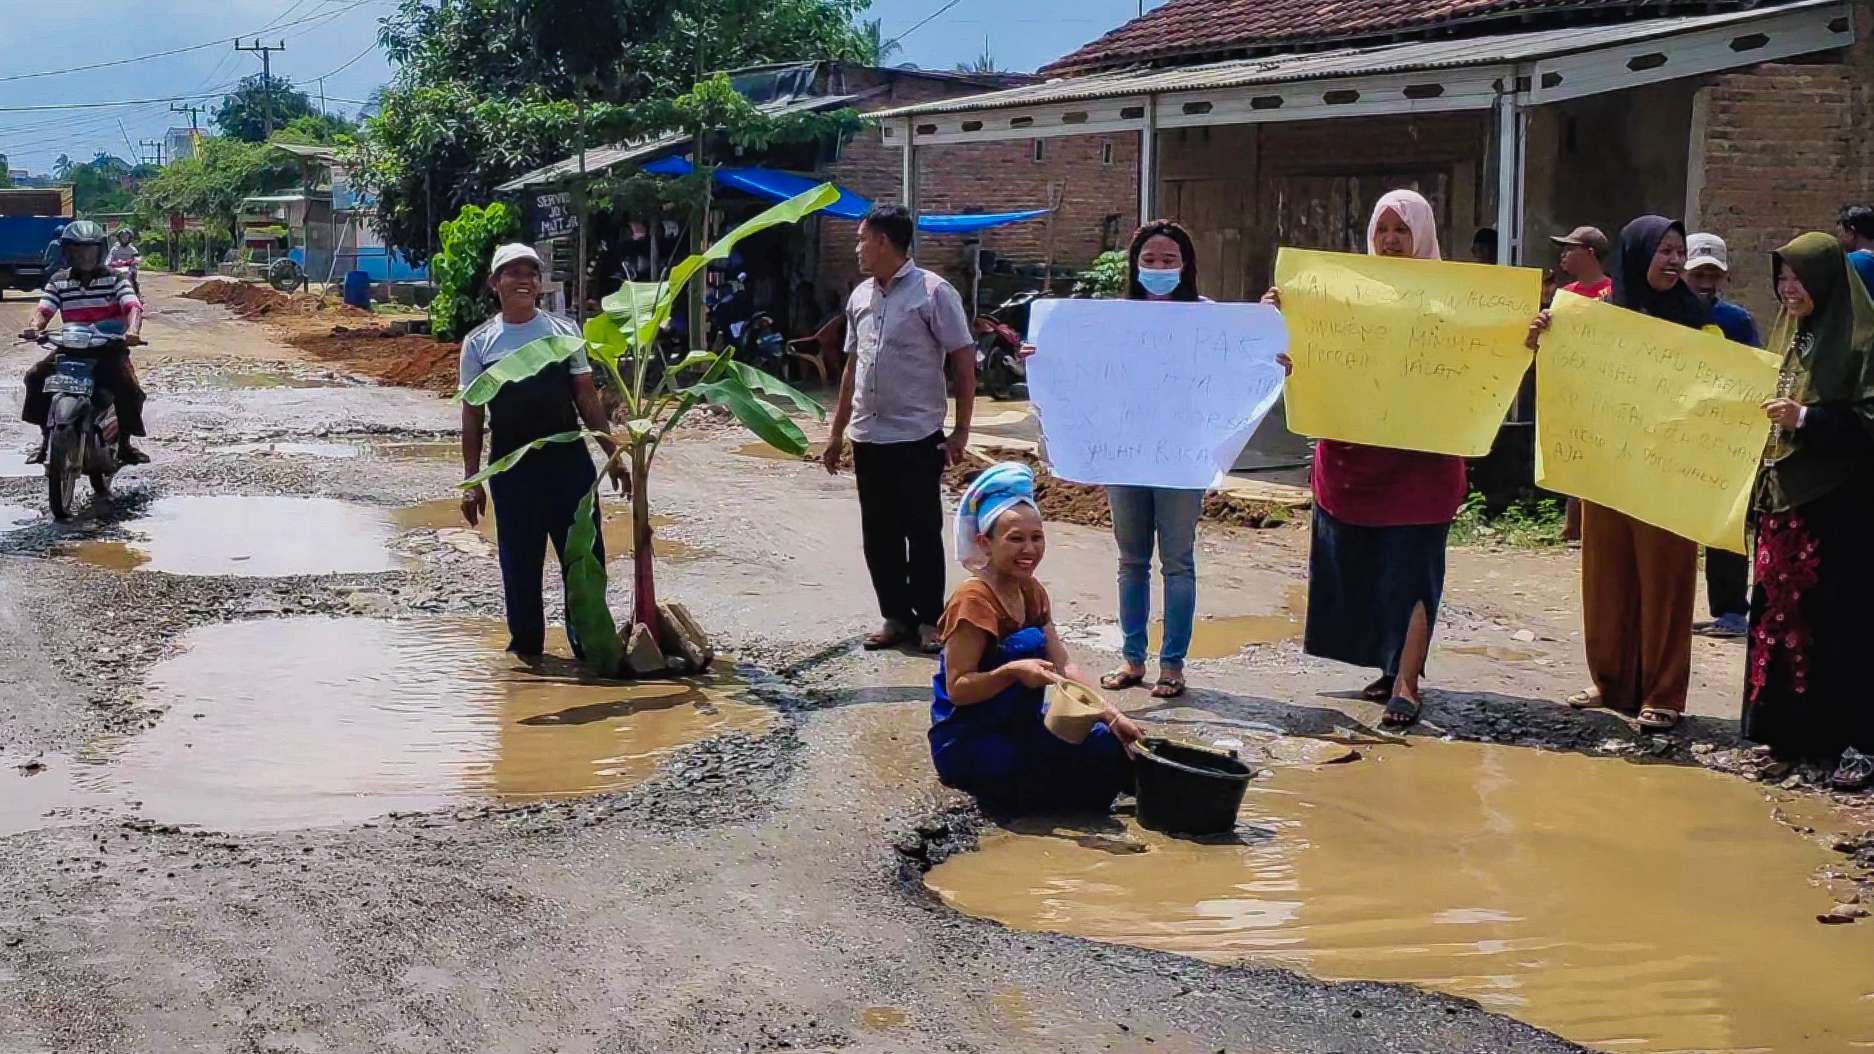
[929,626,1133,813]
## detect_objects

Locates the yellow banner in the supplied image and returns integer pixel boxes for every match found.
[1274,248,1541,456]
[1535,291,1781,552]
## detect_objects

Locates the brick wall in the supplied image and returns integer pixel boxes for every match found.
[1691,9,1874,324]
[820,82,1139,308]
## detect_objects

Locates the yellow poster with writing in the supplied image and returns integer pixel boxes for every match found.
[1535,291,1780,552]
[1274,248,1541,456]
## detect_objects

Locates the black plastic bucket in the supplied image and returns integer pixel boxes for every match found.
[1134,737,1255,836]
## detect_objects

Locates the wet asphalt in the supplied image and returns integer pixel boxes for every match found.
[0,276,1862,1053]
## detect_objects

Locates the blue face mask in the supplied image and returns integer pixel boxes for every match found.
[1137,267,1183,296]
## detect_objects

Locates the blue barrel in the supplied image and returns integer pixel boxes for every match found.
[342,269,371,309]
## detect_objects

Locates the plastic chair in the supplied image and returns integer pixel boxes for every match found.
[785,313,845,385]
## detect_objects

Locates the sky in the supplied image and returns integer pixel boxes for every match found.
[0,0,1167,177]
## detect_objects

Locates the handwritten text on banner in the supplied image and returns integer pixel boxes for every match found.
[1026,299,1288,489]
[1536,291,1780,552]
[1273,248,1541,457]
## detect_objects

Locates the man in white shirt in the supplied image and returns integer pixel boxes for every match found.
[459,243,624,659]
[822,205,976,653]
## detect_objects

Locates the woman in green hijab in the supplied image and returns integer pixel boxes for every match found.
[1746,231,1874,790]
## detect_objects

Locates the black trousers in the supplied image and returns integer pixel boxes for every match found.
[22,350,146,437]
[487,443,601,657]
[1705,547,1750,619]
[852,431,946,628]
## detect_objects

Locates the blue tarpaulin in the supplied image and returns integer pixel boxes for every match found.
[641,156,1049,233]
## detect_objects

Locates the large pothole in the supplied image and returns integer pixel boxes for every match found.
[925,737,1873,1053]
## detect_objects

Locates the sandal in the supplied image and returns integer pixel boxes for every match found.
[1100,668,1146,691]
[1567,688,1603,710]
[1150,676,1186,699]
[1381,696,1421,728]
[917,625,943,654]
[862,621,911,651]
[1829,748,1873,792]
[1360,674,1396,702]
[1637,707,1681,731]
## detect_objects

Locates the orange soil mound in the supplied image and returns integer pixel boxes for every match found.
[187,279,456,392]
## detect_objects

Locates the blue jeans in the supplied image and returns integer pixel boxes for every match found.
[1106,486,1204,668]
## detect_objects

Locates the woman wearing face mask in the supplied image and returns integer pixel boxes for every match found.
[1744,232,1874,790]
[929,462,1145,812]
[1529,216,1706,731]
[1262,191,1466,728]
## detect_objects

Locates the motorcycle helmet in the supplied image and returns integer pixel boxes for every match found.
[59,220,108,247]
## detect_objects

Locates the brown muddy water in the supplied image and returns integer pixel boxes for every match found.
[59,495,406,576]
[99,617,771,831]
[1152,582,1309,659]
[1446,643,1548,663]
[731,440,825,462]
[223,441,363,459]
[926,738,1874,1053]
[2,753,115,838]
[391,501,701,562]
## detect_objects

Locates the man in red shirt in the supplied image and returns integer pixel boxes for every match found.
[1551,226,1612,300]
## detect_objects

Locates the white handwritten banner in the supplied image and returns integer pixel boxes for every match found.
[1026,299,1288,489]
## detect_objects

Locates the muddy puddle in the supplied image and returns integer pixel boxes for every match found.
[102,617,772,831]
[1074,582,1307,659]
[369,440,459,462]
[0,447,38,478]
[223,441,363,459]
[2,754,115,838]
[393,500,703,561]
[1446,643,1547,662]
[0,501,37,532]
[732,440,824,462]
[59,495,406,576]
[926,738,1874,1053]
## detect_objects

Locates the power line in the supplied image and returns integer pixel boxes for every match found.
[0,91,234,115]
[0,0,377,86]
[310,37,381,82]
[885,0,967,50]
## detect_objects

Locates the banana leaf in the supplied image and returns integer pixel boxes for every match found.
[728,361,826,420]
[582,312,631,368]
[562,483,622,676]
[458,429,608,488]
[459,334,589,407]
[689,376,809,454]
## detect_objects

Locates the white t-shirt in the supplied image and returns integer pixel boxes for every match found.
[457,310,590,389]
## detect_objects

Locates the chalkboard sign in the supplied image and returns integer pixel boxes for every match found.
[526,190,580,240]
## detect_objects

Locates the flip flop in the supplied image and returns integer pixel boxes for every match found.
[1100,669,1146,691]
[863,623,911,651]
[1567,689,1603,710]
[1150,676,1186,699]
[1637,707,1681,731]
[917,626,944,654]
[1361,674,1396,702]
[1381,696,1421,728]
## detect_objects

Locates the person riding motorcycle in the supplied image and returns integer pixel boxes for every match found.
[18,220,149,465]
[108,228,142,297]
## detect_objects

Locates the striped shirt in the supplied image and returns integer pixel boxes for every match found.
[38,270,141,331]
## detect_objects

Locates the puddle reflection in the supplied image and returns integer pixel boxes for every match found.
[57,495,405,576]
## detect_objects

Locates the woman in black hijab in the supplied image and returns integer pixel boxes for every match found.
[1746,231,1874,789]
[1533,217,1707,731]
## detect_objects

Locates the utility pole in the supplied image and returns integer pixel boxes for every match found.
[235,39,287,139]
[138,139,166,168]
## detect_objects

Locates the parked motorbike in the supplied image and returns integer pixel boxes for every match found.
[731,312,787,375]
[28,324,131,521]
[974,289,1041,401]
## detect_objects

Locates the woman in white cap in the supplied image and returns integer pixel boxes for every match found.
[929,462,1144,812]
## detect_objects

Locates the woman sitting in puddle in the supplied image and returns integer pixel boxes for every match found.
[929,462,1144,812]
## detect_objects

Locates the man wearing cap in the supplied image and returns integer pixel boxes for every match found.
[1834,204,1874,293]
[1683,232,1760,638]
[1550,226,1612,300]
[459,243,625,659]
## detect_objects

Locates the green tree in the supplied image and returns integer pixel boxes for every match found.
[857,18,900,65]
[131,136,298,260]
[428,202,521,340]
[215,74,317,142]
[353,0,871,261]
[274,112,358,145]
[0,154,10,189]
[955,36,999,74]
[52,154,73,179]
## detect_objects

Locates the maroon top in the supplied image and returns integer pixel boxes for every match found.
[1311,440,1467,527]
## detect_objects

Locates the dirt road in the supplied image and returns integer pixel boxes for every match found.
[0,275,1863,1053]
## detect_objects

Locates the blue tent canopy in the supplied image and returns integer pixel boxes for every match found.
[641,156,1048,233]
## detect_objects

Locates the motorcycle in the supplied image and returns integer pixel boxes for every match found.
[731,312,786,375]
[29,324,132,521]
[109,252,141,298]
[974,289,1041,401]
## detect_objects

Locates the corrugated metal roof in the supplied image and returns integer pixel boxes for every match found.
[496,94,857,192]
[871,0,1836,119]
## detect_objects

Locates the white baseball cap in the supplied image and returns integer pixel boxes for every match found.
[1685,233,1729,273]
[488,242,544,276]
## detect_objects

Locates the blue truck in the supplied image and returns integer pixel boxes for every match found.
[0,188,75,299]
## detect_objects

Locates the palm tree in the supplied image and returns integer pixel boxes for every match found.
[53,154,73,179]
[955,36,999,74]
[859,19,901,66]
